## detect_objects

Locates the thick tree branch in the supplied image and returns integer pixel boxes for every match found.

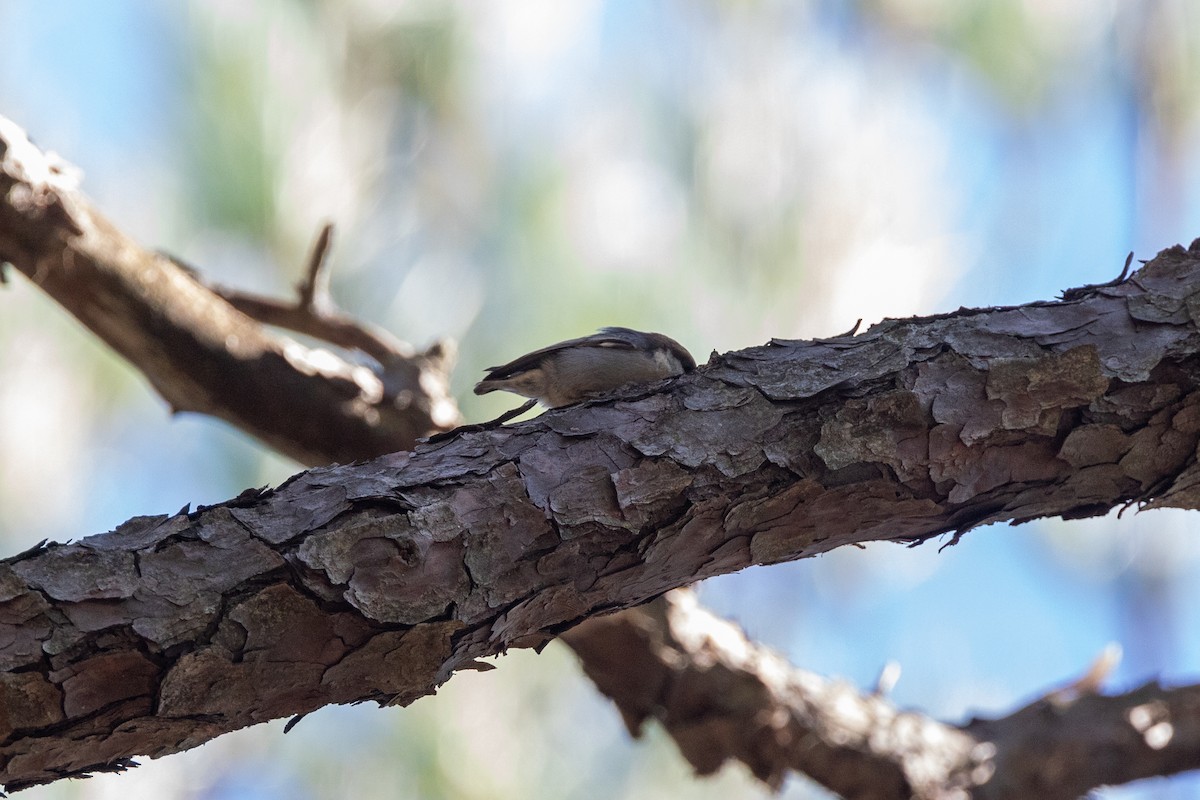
[0,224,1199,791]
[0,117,458,464]
[6,113,1200,797]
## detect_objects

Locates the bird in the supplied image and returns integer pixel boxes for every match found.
[474,327,696,409]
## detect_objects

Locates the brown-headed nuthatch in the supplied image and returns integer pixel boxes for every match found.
[474,327,696,408]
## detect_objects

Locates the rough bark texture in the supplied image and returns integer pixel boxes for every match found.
[567,591,1200,800]
[1,235,1200,789]
[5,113,1200,797]
[0,117,458,464]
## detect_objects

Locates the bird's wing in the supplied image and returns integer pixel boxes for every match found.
[480,327,643,379]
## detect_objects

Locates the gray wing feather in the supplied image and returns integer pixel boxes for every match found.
[480,327,644,379]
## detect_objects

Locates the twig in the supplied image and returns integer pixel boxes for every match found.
[771,318,863,347]
[297,221,334,312]
[204,222,428,369]
[420,399,538,445]
[873,660,902,696]
[1059,252,1135,301]
[1043,643,1123,707]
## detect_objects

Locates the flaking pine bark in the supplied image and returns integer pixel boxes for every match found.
[5,114,1200,797]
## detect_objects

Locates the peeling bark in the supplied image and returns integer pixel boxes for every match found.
[0,228,1200,789]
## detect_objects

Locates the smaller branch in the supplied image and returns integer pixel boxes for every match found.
[1059,251,1135,301]
[297,221,334,312]
[199,221,459,412]
[201,222,425,370]
[564,591,1200,800]
[1042,643,1122,707]
[968,682,1200,800]
[421,399,538,444]
[212,283,418,369]
[0,116,459,463]
[873,660,902,696]
[771,317,861,347]
[211,283,412,364]
[563,591,984,797]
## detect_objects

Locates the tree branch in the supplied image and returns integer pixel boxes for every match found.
[6,113,1200,796]
[194,221,444,385]
[0,117,459,465]
[0,236,1199,789]
[566,591,1200,800]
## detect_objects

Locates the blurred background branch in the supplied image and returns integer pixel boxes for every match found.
[567,591,1200,800]
[0,116,458,464]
